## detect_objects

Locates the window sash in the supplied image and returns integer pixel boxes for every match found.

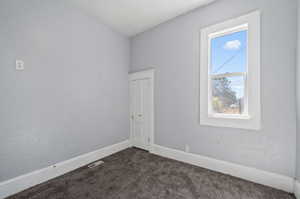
[207,26,249,119]
[208,72,248,118]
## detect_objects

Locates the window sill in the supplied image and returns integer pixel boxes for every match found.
[200,113,260,130]
[208,113,251,120]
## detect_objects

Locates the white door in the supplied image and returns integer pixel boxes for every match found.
[130,72,153,151]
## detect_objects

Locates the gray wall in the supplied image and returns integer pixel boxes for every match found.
[131,0,297,177]
[297,0,300,181]
[0,0,130,182]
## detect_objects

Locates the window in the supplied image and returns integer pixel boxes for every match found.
[200,11,261,130]
[209,26,248,117]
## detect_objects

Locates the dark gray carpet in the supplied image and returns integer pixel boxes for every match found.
[7,147,295,199]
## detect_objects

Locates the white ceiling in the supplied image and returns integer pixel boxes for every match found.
[68,0,216,36]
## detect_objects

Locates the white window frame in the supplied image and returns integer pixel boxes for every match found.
[200,11,261,130]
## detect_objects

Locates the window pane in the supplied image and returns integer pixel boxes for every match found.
[211,76,245,115]
[210,30,247,75]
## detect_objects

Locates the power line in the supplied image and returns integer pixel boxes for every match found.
[212,46,245,74]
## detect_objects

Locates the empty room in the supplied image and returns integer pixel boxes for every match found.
[1,0,300,198]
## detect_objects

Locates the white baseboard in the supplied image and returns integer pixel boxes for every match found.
[295,180,300,199]
[151,144,294,193]
[0,140,131,199]
[0,141,295,198]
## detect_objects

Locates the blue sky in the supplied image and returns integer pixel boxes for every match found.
[210,30,247,99]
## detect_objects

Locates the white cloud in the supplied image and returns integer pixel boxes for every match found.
[224,40,241,50]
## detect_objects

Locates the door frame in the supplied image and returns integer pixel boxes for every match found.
[129,69,155,151]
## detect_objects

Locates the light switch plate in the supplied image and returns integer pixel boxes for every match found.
[16,60,25,71]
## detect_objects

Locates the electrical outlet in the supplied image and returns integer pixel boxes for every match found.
[185,144,190,153]
[16,60,25,71]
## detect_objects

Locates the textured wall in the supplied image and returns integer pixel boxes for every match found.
[131,0,297,177]
[0,0,130,182]
[297,0,300,181]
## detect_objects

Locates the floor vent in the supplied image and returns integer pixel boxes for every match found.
[88,160,104,169]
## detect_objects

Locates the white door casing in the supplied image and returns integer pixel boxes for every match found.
[129,69,154,151]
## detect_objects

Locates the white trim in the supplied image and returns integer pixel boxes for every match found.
[210,72,246,79]
[209,23,248,38]
[295,180,300,199]
[200,10,261,130]
[151,144,294,193]
[0,140,131,199]
[129,69,155,151]
[129,69,155,81]
[209,113,251,120]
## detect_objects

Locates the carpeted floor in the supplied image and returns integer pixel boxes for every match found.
[7,147,295,199]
